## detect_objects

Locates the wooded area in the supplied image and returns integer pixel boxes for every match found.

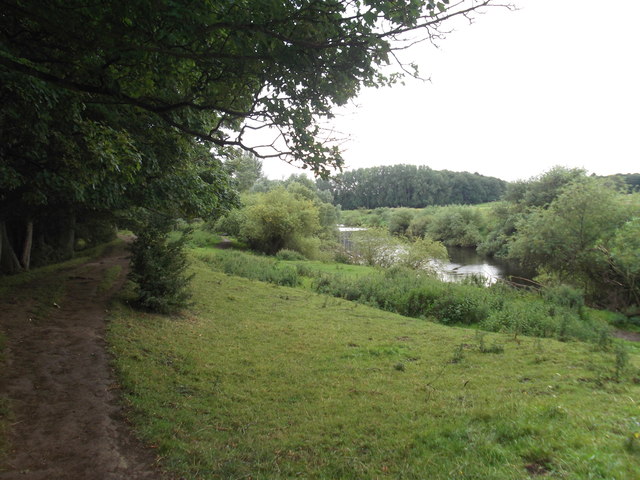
[317,164,506,209]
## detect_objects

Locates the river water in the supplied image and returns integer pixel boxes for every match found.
[337,227,533,285]
[438,247,533,286]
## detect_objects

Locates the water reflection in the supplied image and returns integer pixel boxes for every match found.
[337,227,534,286]
[438,247,533,286]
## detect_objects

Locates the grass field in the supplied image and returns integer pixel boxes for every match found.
[108,257,640,479]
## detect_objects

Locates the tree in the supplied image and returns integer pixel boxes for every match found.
[426,205,485,247]
[128,215,193,313]
[508,178,630,300]
[223,151,263,192]
[478,166,587,258]
[597,218,640,309]
[237,188,323,256]
[349,228,447,269]
[318,165,506,209]
[504,166,586,208]
[1,0,504,176]
[0,72,237,273]
[350,228,400,267]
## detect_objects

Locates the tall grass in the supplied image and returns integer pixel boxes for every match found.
[168,228,222,249]
[197,249,608,343]
[195,249,301,287]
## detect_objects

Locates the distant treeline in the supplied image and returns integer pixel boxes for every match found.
[602,173,640,192]
[316,165,507,209]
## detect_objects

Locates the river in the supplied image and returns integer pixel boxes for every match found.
[437,246,533,286]
[337,226,533,285]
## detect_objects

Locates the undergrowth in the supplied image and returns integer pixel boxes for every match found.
[196,249,301,287]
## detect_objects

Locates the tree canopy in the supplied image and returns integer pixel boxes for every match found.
[1,0,501,174]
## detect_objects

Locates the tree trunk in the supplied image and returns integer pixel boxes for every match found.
[58,212,76,260]
[20,219,34,270]
[0,220,23,274]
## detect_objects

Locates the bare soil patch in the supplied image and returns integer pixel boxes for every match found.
[0,242,173,480]
[611,329,640,342]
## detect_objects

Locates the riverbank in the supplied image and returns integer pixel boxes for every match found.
[105,252,640,479]
[194,247,630,346]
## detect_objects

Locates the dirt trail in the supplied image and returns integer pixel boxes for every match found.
[0,242,171,480]
[612,329,640,342]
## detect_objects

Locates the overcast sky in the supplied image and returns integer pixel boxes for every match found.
[260,0,640,182]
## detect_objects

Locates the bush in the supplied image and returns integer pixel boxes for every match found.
[388,210,415,235]
[431,289,489,325]
[426,205,485,247]
[276,249,307,261]
[541,284,584,310]
[129,218,193,314]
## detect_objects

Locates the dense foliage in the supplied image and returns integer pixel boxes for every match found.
[128,216,193,313]
[2,0,499,175]
[213,176,339,258]
[347,228,448,269]
[338,167,640,312]
[503,176,640,310]
[340,205,489,247]
[317,164,507,209]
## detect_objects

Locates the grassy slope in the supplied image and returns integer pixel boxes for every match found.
[109,258,640,479]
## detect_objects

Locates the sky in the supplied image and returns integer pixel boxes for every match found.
[260,0,640,182]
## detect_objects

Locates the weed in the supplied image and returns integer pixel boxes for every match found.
[196,250,300,287]
[613,342,630,382]
[625,418,640,454]
[625,433,640,454]
[481,340,505,354]
[450,343,465,364]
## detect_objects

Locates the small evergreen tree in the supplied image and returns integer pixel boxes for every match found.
[128,216,193,314]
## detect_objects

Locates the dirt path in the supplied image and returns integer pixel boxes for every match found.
[0,242,172,480]
[215,236,233,249]
[612,329,640,342]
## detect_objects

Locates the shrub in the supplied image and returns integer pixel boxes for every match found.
[276,249,307,261]
[388,210,415,235]
[541,284,585,310]
[426,205,485,247]
[129,218,193,314]
[431,290,489,325]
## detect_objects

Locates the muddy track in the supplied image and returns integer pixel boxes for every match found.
[0,242,172,480]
